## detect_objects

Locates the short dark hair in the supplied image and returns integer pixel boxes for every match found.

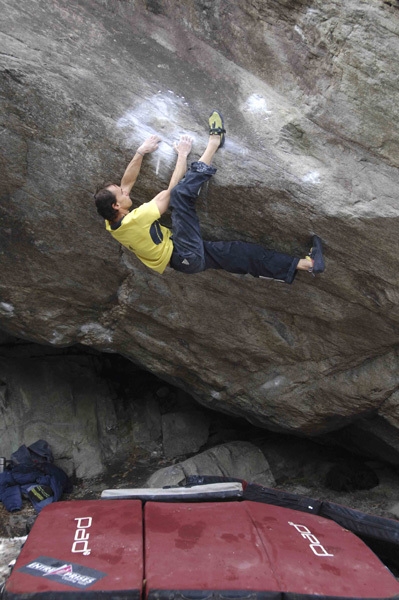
[94,183,117,220]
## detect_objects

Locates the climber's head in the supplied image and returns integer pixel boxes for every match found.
[94,183,132,221]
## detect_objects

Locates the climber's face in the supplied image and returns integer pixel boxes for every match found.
[107,185,132,211]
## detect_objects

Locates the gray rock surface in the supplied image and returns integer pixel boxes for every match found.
[1,0,399,460]
[0,536,27,586]
[0,343,225,476]
[145,441,275,488]
[162,411,210,458]
[0,351,127,478]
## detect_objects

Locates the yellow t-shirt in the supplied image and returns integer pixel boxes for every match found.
[105,199,173,274]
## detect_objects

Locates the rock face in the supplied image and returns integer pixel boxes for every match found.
[0,343,226,477]
[1,1,399,462]
[0,346,140,478]
[161,411,210,459]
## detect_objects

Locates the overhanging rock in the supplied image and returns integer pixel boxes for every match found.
[1,0,399,460]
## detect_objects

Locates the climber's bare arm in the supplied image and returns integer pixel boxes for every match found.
[153,136,193,215]
[121,134,161,195]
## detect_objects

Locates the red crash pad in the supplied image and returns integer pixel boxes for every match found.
[144,500,399,600]
[5,497,399,600]
[4,499,143,600]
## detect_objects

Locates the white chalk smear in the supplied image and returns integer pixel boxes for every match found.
[118,91,255,169]
[243,94,273,117]
[260,376,286,391]
[80,323,113,344]
[50,331,65,345]
[117,91,200,172]
[117,90,194,151]
[294,25,306,41]
[303,171,321,184]
[0,302,14,314]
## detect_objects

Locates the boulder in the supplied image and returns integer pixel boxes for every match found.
[1,0,399,460]
[145,441,275,488]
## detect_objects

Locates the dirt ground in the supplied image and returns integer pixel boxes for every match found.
[2,443,399,538]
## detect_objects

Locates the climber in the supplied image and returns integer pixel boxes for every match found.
[94,110,325,282]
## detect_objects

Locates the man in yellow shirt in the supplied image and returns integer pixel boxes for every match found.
[94,111,324,281]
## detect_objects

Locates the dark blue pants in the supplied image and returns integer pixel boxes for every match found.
[169,162,299,283]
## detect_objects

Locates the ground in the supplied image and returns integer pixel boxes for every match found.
[1,448,399,587]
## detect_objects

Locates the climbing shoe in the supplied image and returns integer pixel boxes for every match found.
[306,235,325,274]
[209,109,226,148]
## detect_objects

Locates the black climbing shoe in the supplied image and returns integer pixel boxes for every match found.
[307,235,325,274]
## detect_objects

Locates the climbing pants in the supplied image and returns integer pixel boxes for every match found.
[169,161,299,283]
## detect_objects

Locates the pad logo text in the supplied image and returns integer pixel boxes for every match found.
[72,516,92,555]
[288,521,334,557]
